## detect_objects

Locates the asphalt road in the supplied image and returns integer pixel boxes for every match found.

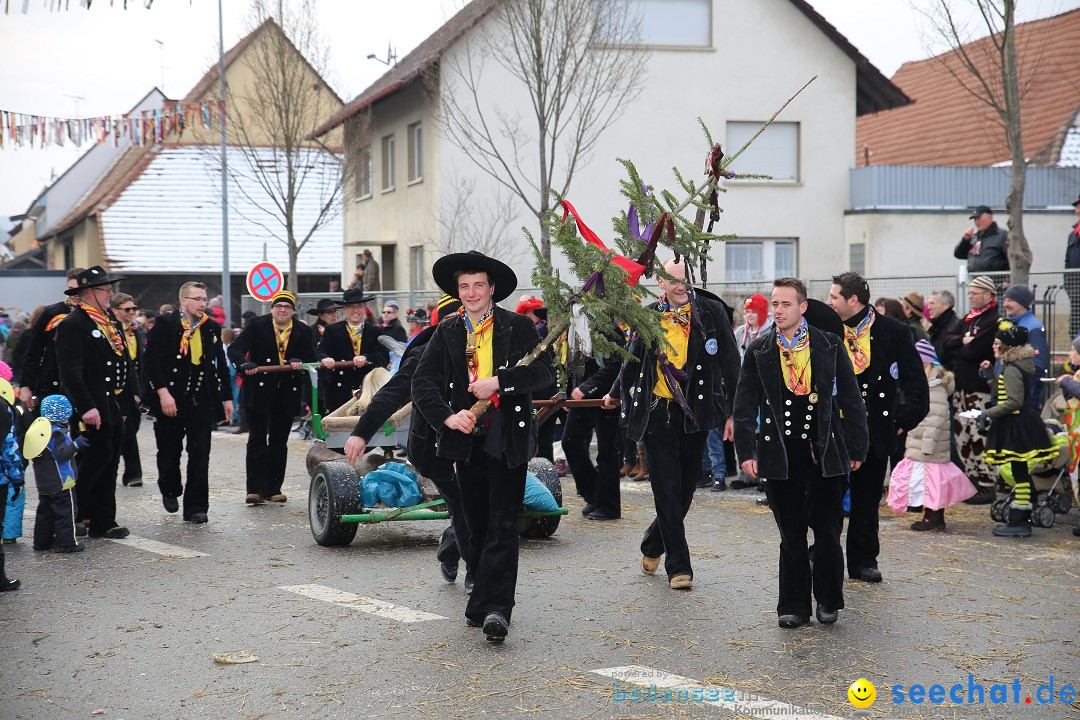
[2,423,1078,720]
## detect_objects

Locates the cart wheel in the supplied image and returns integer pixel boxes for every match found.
[1033,503,1055,529]
[990,498,1009,523]
[1048,492,1072,515]
[308,461,361,546]
[518,457,563,538]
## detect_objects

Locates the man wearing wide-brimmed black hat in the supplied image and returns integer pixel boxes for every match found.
[19,267,84,410]
[318,289,388,414]
[228,290,322,505]
[412,251,554,643]
[55,265,138,539]
[344,294,476,589]
[306,298,342,344]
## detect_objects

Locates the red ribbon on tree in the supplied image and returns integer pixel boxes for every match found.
[559,200,671,287]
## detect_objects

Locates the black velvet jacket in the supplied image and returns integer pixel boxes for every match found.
[55,306,138,426]
[20,299,72,398]
[733,325,868,480]
[143,312,231,418]
[318,320,389,412]
[227,313,322,414]
[615,294,740,440]
[412,307,554,471]
[843,309,930,459]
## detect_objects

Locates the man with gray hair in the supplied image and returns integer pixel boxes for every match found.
[926,289,963,370]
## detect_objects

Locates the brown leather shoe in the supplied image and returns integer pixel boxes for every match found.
[268,494,288,503]
[669,574,692,590]
[641,555,661,575]
[245,493,264,505]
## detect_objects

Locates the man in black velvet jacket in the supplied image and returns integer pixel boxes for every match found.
[412,252,554,643]
[228,290,321,505]
[734,278,867,628]
[827,271,929,584]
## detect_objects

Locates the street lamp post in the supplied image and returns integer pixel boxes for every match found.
[218,0,231,326]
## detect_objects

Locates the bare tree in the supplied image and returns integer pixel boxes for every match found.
[436,174,525,265]
[918,0,1039,284]
[438,0,647,265]
[221,0,344,292]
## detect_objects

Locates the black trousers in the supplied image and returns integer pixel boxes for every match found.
[641,401,708,579]
[243,392,294,497]
[764,448,845,617]
[121,411,142,483]
[846,451,889,576]
[561,406,621,516]
[431,474,471,571]
[34,490,79,550]
[457,443,526,624]
[154,400,214,517]
[74,417,125,534]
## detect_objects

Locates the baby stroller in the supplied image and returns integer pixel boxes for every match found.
[990,419,1075,528]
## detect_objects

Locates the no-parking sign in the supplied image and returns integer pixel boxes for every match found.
[246,262,284,302]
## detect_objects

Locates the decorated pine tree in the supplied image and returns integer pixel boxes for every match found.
[467,82,814,418]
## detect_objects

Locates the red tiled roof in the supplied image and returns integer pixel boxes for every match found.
[311,0,907,139]
[856,8,1080,167]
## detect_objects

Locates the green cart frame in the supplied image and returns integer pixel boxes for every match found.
[262,362,568,547]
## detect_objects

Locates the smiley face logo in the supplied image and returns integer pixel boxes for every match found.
[848,678,876,708]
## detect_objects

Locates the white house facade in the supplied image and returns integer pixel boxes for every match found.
[317,0,908,294]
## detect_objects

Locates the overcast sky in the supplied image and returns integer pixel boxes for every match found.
[1,0,1075,227]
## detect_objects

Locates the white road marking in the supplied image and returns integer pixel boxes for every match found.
[592,665,847,720]
[109,536,208,558]
[278,583,446,623]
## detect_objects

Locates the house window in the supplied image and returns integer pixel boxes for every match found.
[410,245,425,290]
[849,243,866,275]
[381,134,395,192]
[407,122,422,183]
[725,239,797,282]
[725,121,799,183]
[355,146,372,199]
[598,0,711,47]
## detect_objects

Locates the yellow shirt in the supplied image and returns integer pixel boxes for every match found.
[653,313,690,399]
[125,325,138,360]
[474,325,494,380]
[187,324,203,365]
[778,343,812,395]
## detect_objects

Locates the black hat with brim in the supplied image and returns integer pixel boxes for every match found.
[64,265,127,295]
[432,251,517,303]
[341,289,376,305]
[804,298,844,336]
[306,298,343,316]
[692,287,735,326]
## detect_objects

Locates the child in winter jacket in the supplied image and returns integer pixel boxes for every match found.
[888,340,975,529]
[0,366,24,590]
[29,395,88,553]
[978,323,1058,537]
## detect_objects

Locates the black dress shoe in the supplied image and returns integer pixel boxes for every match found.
[755,496,770,507]
[482,612,509,642]
[90,526,130,539]
[123,477,143,487]
[777,614,809,628]
[75,524,88,537]
[858,567,883,583]
[440,561,458,583]
[587,510,619,521]
[710,479,727,492]
[581,503,595,517]
[466,617,482,628]
[187,513,209,524]
[464,573,474,594]
[55,543,86,554]
[816,605,839,624]
[162,495,180,514]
